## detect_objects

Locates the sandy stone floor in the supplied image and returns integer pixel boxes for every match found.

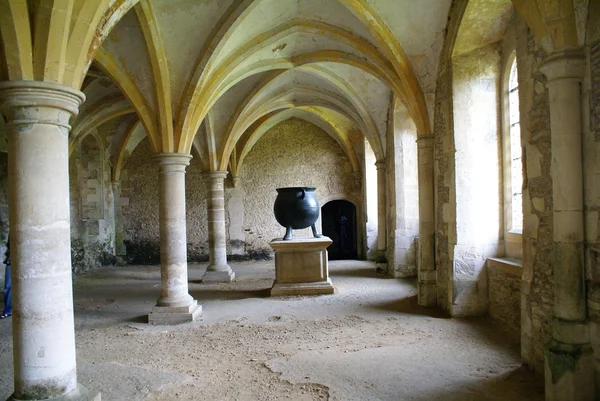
[0,260,544,400]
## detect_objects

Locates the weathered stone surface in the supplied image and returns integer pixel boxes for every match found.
[270,237,335,296]
[487,259,521,337]
[0,81,88,400]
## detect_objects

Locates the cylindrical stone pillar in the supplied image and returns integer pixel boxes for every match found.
[375,161,387,252]
[540,50,593,401]
[416,135,436,307]
[542,51,587,324]
[0,81,90,400]
[153,154,194,307]
[202,171,235,282]
[148,154,200,324]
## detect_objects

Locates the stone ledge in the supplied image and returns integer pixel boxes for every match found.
[270,237,333,251]
[486,257,522,277]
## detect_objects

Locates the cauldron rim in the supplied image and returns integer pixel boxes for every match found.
[276,186,316,193]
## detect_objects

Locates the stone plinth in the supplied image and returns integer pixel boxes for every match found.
[270,237,335,296]
[148,301,202,325]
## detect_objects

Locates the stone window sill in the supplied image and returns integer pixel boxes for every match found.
[486,257,522,277]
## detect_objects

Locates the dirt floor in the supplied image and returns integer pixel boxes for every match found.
[0,260,544,400]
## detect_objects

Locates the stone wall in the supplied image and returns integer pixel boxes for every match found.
[365,140,378,259]
[387,104,419,277]
[240,118,360,256]
[434,1,554,376]
[515,21,552,376]
[585,22,600,383]
[120,138,210,264]
[487,263,521,337]
[451,43,502,316]
[69,134,116,272]
[120,118,359,263]
[433,0,467,314]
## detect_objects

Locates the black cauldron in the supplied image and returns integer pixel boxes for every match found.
[274,187,323,240]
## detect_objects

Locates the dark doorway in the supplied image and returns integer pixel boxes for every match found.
[322,200,357,260]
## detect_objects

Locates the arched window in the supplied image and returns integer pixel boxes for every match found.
[507,57,522,232]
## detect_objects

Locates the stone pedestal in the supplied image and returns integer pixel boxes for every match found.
[270,237,335,296]
[149,153,201,325]
[0,81,95,400]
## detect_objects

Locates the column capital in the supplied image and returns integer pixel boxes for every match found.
[111,180,121,192]
[202,170,229,181]
[0,81,85,127]
[416,134,434,148]
[375,160,386,170]
[152,152,192,165]
[540,49,586,83]
[152,153,192,172]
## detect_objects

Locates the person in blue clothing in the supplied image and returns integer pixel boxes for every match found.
[1,237,11,319]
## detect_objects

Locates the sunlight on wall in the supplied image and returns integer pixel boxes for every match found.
[365,139,378,257]
[451,44,502,315]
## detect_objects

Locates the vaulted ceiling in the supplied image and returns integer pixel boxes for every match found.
[71,0,453,179]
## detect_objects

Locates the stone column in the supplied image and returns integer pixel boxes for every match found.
[112,180,127,263]
[148,153,201,324]
[375,160,387,253]
[417,135,436,306]
[0,81,92,400]
[202,171,235,282]
[540,50,594,401]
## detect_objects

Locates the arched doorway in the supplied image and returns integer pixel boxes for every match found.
[322,200,357,260]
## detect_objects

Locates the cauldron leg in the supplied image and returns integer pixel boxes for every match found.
[311,224,323,238]
[283,226,293,240]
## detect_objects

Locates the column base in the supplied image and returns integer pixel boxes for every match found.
[148,300,202,325]
[8,384,100,401]
[418,270,437,306]
[545,341,595,401]
[202,269,235,283]
[271,278,335,296]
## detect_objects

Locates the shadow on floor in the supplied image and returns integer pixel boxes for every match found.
[368,295,448,318]
[410,365,543,400]
[189,288,272,301]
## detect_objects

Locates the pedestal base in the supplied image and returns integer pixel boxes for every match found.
[271,278,334,296]
[202,270,235,283]
[148,301,202,325]
[270,237,334,297]
[8,384,100,401]
[545,342,594,401]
